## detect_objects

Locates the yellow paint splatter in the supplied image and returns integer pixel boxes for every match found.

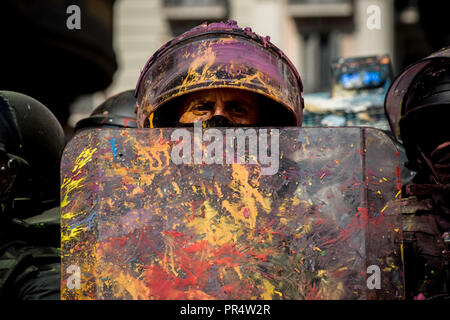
[131,186,144,196]
[61,147,97,208]
[187,201,240,246]
[72,147,97,173]
[273,290,283,297]
[214,182,223,198]
[61,225,84,242]
[148,112,155,128]
[294,222,313,238]
[233,266,243,280]
[400,242,404,264]
[98,265,150,300]
[261,279,275,300]
[171,182,181,194]
[223,164,271,229]
[60,176,85,209]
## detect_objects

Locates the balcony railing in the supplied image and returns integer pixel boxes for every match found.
[163,0,227,20]
[288,0,352,17]
[289,0,349,4]
[164,0,226,7]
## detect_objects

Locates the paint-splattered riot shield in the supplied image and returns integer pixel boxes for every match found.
[61,127,404,300]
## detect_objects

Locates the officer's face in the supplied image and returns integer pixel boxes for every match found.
[177,88,260,125]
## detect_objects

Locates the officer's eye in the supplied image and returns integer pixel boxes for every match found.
[226,102,248,115]
[193,102,213,111]
[188,101,213,114]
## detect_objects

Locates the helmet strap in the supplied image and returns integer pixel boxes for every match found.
[416,144,447,185]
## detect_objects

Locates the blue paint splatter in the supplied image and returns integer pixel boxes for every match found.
[296,134,307,144]
[110,138,117,157]
[69,211,98,231]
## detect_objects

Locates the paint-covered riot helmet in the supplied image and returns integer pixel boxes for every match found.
[75,90,138,131]
[135,20,304,128]
[0,91,65,217]
[385,47,450,180]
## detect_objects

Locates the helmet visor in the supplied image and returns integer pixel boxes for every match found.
[136,32,303,127]
[0,150,29,202]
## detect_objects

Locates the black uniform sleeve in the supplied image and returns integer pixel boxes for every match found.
[0,243,61,300]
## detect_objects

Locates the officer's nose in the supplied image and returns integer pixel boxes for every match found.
[212,100,227,118]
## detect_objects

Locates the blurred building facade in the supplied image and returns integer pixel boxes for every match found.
[69,0,443,126]
[108,0,394,96]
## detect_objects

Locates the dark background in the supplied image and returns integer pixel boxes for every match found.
[0,0,117,133]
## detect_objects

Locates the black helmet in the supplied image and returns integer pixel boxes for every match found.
[75,90,137,131]
[385,48,450,172]
[401,62,450,157]
[0,91,65,217]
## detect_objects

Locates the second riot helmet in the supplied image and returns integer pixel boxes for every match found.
[0,91,65,217]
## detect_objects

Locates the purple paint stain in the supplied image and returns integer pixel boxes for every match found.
[243,207,250,219]
[413,293,426,300]
[262,36,271,47]
[91,180,101,193]
[209,40,284,84]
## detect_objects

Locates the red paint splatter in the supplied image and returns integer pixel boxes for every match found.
[184,240,209,253]
[179,207,193,222]
[357,207,369,227]
[396,164,402,190]
[320,237,338,247]
[162,230,186,238]
[221,284,236,294]
[123,119,137,128]
[305,282,322,300]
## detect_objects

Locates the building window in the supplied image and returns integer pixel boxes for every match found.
[163,0,228,36]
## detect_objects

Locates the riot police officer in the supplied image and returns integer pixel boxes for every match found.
[385,47,450,300]
[0,91,64,300]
